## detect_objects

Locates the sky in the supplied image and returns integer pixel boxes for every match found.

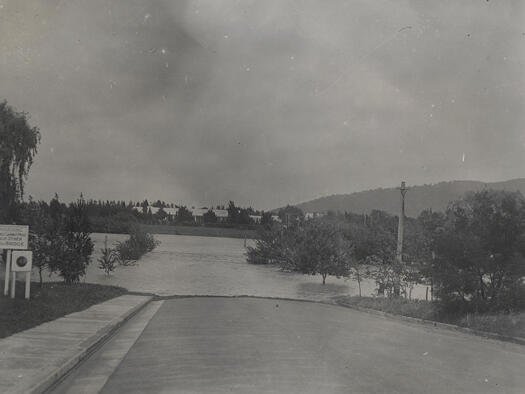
[0,0,524,210]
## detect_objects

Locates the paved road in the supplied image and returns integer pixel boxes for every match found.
[78,297,525,394]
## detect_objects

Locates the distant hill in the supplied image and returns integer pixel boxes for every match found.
[292,179,525,218]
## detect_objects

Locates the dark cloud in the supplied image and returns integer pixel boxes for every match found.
[0,0,523,209]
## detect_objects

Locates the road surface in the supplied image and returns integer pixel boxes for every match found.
[53,297,525,393]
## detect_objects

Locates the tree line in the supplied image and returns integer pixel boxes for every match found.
[7,198,270,234]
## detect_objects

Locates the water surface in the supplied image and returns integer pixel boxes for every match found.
[36,233,427,301]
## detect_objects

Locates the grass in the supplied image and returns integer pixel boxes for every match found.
[457,313,525,339]
[334,295,525,339]
[141,224,257,239]
[0,281,127,338]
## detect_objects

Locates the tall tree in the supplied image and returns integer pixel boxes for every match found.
[278,205,304,226]
[0,101,41,222]
[175,206,194,223]
[203,209,217,224]
[260,211,273,226]
[227,200,238,223]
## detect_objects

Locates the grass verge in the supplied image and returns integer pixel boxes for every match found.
[334,295,525,339]
[141,224,256,239]
[0,281,127,338]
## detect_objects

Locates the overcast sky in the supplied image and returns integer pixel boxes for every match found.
[1,1,524,210]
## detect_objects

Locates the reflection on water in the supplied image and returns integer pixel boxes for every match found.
[35,233,428,301]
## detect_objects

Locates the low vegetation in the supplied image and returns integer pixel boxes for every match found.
[334,296,525,339]
[334,295,438,320]
[115,226,160,265]
[140,224,256,239]
[98,235,119,275]
[0,282,126,338]
[456,312,525,338]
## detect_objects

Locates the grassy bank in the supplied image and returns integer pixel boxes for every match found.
[334,296,525,339]
[0,282,127,338]
[141,224,257,239]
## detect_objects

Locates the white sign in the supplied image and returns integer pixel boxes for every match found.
[0,225,29,250]
[11,250,33,272]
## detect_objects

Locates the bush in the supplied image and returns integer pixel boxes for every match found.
[98,235,119,275]
[247,223,288,265]
[45,196,94,284]
[431,190,525,313]
[115,226,159,265]
[248,220,351,284]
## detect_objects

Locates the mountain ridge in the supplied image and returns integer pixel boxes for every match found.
[290,178,525,218]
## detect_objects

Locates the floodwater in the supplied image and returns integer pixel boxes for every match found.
[35,233,428,301]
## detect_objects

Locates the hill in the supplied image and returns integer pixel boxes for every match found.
[293,179,525,218]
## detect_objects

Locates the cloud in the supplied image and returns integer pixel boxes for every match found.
[0,0,523,209]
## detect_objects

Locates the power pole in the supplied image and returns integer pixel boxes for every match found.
[396,181,408,262]
[394,181,408,296]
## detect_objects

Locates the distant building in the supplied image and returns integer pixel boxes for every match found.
[164,207,178,216]
[305,212,326,220]
[249,215,262,224]
[214,209,229,222]
[132,205,241,224]
[132,206,160,215]
[192,208,228,224]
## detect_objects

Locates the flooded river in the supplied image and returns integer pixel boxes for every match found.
[34,233,427,301]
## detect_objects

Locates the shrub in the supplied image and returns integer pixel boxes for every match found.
[46,196,94,284]
[98,235,119,276]
[115,226,159,265]
[247,223,289,265]
[248,220,351,284]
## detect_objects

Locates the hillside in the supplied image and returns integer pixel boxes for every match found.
[293,179,525,218]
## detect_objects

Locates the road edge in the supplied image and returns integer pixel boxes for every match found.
[151,294,525,346]
[332,299,525,346]
[30,295,152,394]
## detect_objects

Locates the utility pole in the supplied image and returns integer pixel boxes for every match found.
[394,181,408,296]
[396,181,407,262]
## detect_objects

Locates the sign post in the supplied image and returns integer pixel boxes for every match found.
[1,225,30,298]
[10,268,15,298]
[26,272,31,299]
[11,250,33,299]
[3,250,11,296]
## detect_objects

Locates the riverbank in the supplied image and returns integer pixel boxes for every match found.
[0,281,127,338]
[140,224,257,239]
[333,295,525,339]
